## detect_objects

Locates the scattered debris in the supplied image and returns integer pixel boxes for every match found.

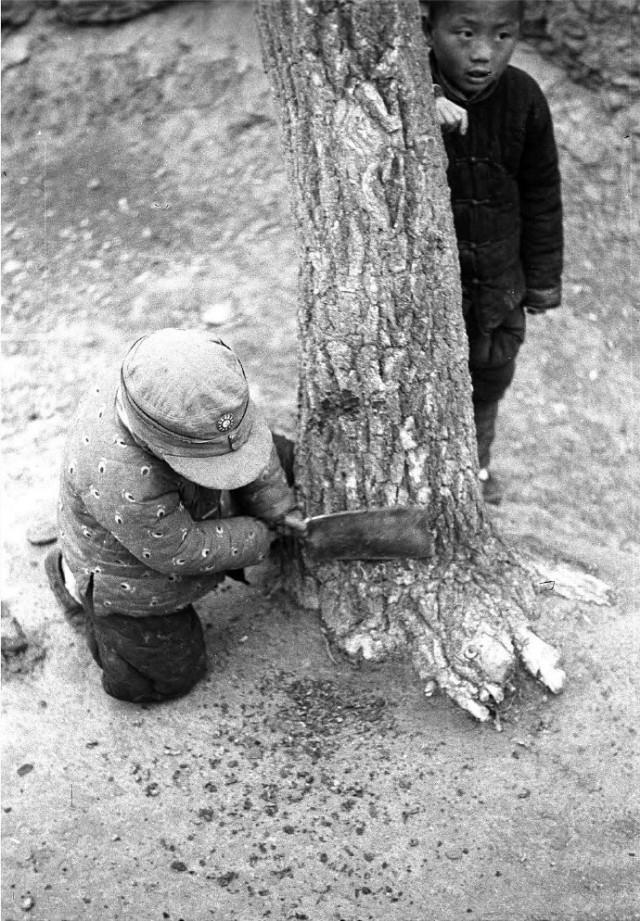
[26,515,58,546]
[216,870,238,888]
[445,848,464,861]
[1,603,46,676]
[1,603,28,657]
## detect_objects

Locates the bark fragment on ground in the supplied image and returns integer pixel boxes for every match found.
[526,553,615,606]
[1,602,46,677]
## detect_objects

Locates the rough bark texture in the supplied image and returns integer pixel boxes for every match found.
[257,0,565,721]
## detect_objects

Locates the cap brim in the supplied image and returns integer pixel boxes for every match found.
[159,406,274,490]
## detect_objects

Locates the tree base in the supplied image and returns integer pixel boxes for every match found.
[271,522,570,723]
[266,434,618,723]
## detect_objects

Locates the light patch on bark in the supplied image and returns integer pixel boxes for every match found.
[398,416,430,503]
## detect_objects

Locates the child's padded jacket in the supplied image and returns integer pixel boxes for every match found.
[58,373,296,617]
[435,60,563,334]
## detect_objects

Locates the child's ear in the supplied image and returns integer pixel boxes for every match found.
[419,3,432,42]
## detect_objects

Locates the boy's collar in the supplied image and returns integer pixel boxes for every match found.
[429,51,502,104]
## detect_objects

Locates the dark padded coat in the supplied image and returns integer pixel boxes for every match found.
[433,57,563,374]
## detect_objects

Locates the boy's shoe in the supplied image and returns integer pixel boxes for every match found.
[44,548,85,618]
[478,468,503,506]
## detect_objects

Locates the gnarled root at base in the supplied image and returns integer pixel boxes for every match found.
[315,537,566,723]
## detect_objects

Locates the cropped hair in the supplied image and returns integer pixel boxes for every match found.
[426,1,525,24]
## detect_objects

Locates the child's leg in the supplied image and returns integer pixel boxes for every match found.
[47,549,210,701]
[470,360,515,464]
[88,606,207,703]
[468,304,525,470]
[470,359,517,505]
[473,397,500,469]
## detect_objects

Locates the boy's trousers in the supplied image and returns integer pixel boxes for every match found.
[85,602,208,703]
[467,304,524,469]
[46,547,208,703]
[470,357,516,469]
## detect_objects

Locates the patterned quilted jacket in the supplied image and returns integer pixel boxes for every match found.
[58,372,296,617]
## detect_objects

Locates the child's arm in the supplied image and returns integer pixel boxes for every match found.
[80,483,274,575]
[518,85,563,313]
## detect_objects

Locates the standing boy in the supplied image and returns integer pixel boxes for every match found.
[423,0,563,502]
[45,328,300,703]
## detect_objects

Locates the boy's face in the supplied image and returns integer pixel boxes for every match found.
[428,1,521,97]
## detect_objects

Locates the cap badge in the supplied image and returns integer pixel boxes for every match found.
[216,412,234,433]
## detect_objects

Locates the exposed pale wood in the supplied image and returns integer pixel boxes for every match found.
[528,555,615,607]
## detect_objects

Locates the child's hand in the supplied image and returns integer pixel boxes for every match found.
[435,96,468,135]
[275,510,308,538]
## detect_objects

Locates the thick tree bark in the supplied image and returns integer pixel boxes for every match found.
[257,0,565,721]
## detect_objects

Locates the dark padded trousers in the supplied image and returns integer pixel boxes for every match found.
[468,306,523,470]
[472,397,500,469]
[85,597,207,703]
[470,356,516,469]
[46,549,209,704]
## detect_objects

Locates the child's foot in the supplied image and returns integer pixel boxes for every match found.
[478,468,503,506]
[44,548,85,618]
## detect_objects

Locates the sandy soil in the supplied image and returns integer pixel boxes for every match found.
[2,3,639,920]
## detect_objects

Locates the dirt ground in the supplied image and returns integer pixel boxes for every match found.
[2,3,639,920]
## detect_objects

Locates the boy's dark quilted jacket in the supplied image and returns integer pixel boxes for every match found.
[434,59,563,362]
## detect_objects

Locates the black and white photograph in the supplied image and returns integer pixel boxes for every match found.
[2,0,637,918]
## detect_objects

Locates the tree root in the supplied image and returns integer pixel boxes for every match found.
[312,536,567,724]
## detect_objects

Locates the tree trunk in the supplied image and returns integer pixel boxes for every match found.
[256,0,565,721]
